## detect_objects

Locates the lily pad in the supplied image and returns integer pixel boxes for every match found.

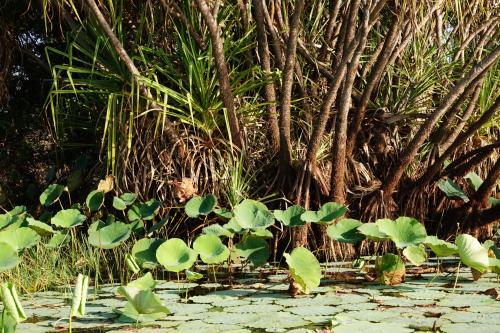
[156,238,197,272]
[233,199,274,229]
[193,234,230,264]
[273,205,306,227]
[284,247,321,294]
[376,217,427,248]
[300,202,347,224]
[327,219,364,243]
[88,222,131,249]
[51,209,86,228]
[185,194,217,218]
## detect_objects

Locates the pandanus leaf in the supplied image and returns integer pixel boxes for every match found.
[185,194,217,218]
[300,202,347,225]
[70,274,89,318]
[437,179,469,202]
[284,247,321,294]
[0,283,26,323]
[156,238,197,272]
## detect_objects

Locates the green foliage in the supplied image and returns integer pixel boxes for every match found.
[234,235,269,267]
[131,238,164,269]
[375,217,427,249]
[39,184,65,207]
[86,190,105,212]
[193,234,230,264]
[300,202,347,225]
[424,236,458,257]
[357,222,388,241]
[273,205,306,227]
[327,219,364,243]
[51,209,86,229]
[185,194,217,218]
[0,243,19,272]
[70,274,89,318]
[156,238,197,272]
[88,222,131,249]
[284,247,321,294]
[402,245,428,266]
[0,228,40,252]
[233,199,274,230]
[0,283,26,323]
[455,234,489,273]
[375,254,406,285]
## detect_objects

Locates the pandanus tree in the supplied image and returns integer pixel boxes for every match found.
[27,0,500,259]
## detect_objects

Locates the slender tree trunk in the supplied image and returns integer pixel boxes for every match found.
[195,0,245,150]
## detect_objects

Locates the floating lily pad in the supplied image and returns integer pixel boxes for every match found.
[185,194,217,218]
[204,312,258,325]
[51,209,86,228]
[233,199,274,229]
[440,323,500,333]
[88,222,131,249]
[300,202,347,224]
[327,219,364,243]
[156,238,197,272]
[273,205,306,227]
[193,234,230,264]
[288,305,341,316]
[225,304,283,313]
[245,312,310,330]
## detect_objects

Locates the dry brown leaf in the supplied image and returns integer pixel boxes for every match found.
[97,175,114,193]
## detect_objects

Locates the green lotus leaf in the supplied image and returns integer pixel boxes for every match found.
[185,194,217,218]
[0,213,27,231]
[51,209,86,228]
[376,217,427,248]
[273,205,306,227]
[156,238,197,272]
[223,217,244,234]
[45,231,70,248]
[186,270,203,282]
[131,238,164,269]
[327,218,364,243]
[26,217,55,236]
[489,257,500,275]
[234,235,270,267]
[0,283,26,323]
[112,196,127,210]
[125,253,140,274]
[437,179,469,202]
[0,310,17,333]
[284,247,321,294]
[202,224,234,238]
[70,274,89,318]
[8,206,25,216]
[127,272,156,290]
[300,202,347,224]
[128,199,161,222]
[464,172,483,191]
[489,197,500,207]
[86,190,104,212]
[233,199,274,229]
[456,234,490,273]
[88,222,131,249]
[357,222,389,241]
[424,236,458,257]
[483,239,500,259]
[120,193,137,205]
[117,285,169,316]
[213,208,233,219]
[403,244,428,266]
[251,228,273,238]
[39,184,65,206]
[147,218,168,235]
[375,253,406,285]
[0,227,40,252]
[0,243,20,272]
[193,234,230,264]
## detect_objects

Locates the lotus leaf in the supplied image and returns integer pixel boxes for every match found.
[300,202,347,224]
[233,199,274,229]
[327,218,364,243]
[284,247,321,294]
[185,270,203,282]
[402,244,427,266]
[251,228,273,238]
[120,193,137,205]
[88,222,131,249]
[202,224,233,238]
[39,184,65,206]
[0,227,40,251]
[0,243,19,271]
[273,205,306,227]
[357,222,389,241]
[70,274,89,318]
[0,283,26,323]
[213,208,233,219]
[185,194,217,218]
[437,179,469,202]
[193,234,230,264]
[128,199,161,221]
[125,253,140,273]
[26,217,54,236]
[86,190,104,212]
[51,209,86,228]
[424,236,458,257]
[0,311,16,333]
[464,172,483,191]
[456,234,490,273]
[45,231,70,248]
[117,286,169,318]
[112,197,127,210]
[0,213,27,231]
[156,238,197,272]
[131,238,164,268]
[128,272,156,290]
[375,253,406,285]
[376,217,427,248]
[234,235,270,267]
[224,217,244,233]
